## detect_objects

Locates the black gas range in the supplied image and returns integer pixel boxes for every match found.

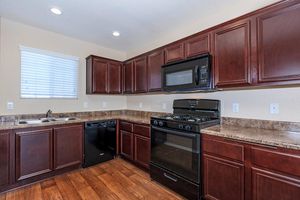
[150,99,220,200]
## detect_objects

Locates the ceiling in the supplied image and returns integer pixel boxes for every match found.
[0,0,280,57]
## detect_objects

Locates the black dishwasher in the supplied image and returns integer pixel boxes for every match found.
[83,120,116,168]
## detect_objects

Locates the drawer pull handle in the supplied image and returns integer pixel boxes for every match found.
[164,173,178,182]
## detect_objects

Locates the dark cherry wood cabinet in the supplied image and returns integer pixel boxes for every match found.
[255,2,300,86]
[212,20,252,88]
[15,128,53,181]
[185,33,210,58]
[120,121,150,169]
[120,130,134,160]
[86,55,122,94]
[252,168,300,200]
[14,123,83,182]
[86,56,108,93]
[123,61,134,94]
[134,56,148,93]
[203,155,244,200]
[0,131,12,188]
[203,136,245,200]
[108,61,123,94]
[147,50,164,92]
[202,134,300,200]
[164,42,185,63]
[53,125,83,170]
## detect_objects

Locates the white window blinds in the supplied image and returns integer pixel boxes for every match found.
[20,46,79,99]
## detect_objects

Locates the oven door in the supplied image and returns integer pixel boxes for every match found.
[151,126,200,183]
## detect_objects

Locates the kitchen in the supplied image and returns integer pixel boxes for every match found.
[0,0,300,199]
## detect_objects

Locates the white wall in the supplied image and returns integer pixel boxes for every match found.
[0,18,127,115]
[127,87,300,122]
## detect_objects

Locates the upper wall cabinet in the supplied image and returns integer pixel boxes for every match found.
[212,20,252,88]
[86,55,122,94]
[123,60,134,94]
[164,42,185,63]
[147,49,164,92]
[134,56,148,93]
[185,33,210,58]
[255,2,300,85]
[108,61,123,94]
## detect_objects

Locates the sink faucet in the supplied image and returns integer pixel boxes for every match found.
[46,109,53,118]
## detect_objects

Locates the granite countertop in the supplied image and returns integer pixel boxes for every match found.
[0,114,151,131]
[201,124,300,150]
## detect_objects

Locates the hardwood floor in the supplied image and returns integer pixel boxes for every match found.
[0,158,184,200]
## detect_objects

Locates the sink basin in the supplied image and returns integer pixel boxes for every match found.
[18,117,77,125]
[52,117,77,121]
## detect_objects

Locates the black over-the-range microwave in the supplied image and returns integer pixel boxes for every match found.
[161,54,213,92]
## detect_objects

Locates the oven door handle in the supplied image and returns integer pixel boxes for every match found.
[151,126,197,138]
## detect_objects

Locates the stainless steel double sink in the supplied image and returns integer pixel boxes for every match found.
[18,117,77,125]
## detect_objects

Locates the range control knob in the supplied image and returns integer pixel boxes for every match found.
[178,124,184,129]
[153,120,158,125]
[158,121,164,127]
[185,125,192,131]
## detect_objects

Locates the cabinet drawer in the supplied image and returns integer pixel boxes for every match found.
[203,138,244,162]
[251,147,300,177]
[133,124,150,137]
[120,121,133,132]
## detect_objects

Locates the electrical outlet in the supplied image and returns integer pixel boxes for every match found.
[102,101,107,108]
[270,103,279,114]
[7,102,14,110]
[138,102,143,108]
[162,103,167,110]
[83,102,88,108]
[232,103,239,113]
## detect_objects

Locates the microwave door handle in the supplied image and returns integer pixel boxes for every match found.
[151,126,197,138]
[194,65,200,85]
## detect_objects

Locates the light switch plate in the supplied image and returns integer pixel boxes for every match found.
[138,102,143,108]
[83,102,88,108]
[102,101,107,108]
[270,103,279,114]
[232,103,239,113]
[162,103,167,110]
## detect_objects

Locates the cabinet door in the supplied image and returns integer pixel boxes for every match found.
[0,131,10,187]
[92,58,108,93]
[123,61,134,93]
[108,61,122,94]
[185,34,209,58]
[16,128,53,181]
[256,3,300,85]
[203,154,244,200]
[147,50,164,92]
[120,130,133,160]
[213,20,251,87]
[53,125,83,170]
[134,135,150,169]
[252,168,300,200]
[165,42,185,63]
[134,56,148,93]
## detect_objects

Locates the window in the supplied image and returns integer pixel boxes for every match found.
[20,46,79,99]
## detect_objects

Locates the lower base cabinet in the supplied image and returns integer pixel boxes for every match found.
[120,121,150,169]
[134,135,150,169]
[16,128,53,181]
[0,131,11,188]
[202,134,300,200]
[120,130,134,160]
[203,155,244,200]
[252,168,300,200]
[15,124,83,182]
[54,125,83,170]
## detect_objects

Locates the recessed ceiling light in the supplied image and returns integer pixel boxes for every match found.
[112,31,120,37]
[50,7,62,15]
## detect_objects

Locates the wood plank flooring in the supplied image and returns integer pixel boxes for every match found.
[0,158,184,200]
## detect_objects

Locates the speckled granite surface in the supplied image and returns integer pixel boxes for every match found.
[202,117,300,150]
[0,110,166,131]
[1,112,300,150]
